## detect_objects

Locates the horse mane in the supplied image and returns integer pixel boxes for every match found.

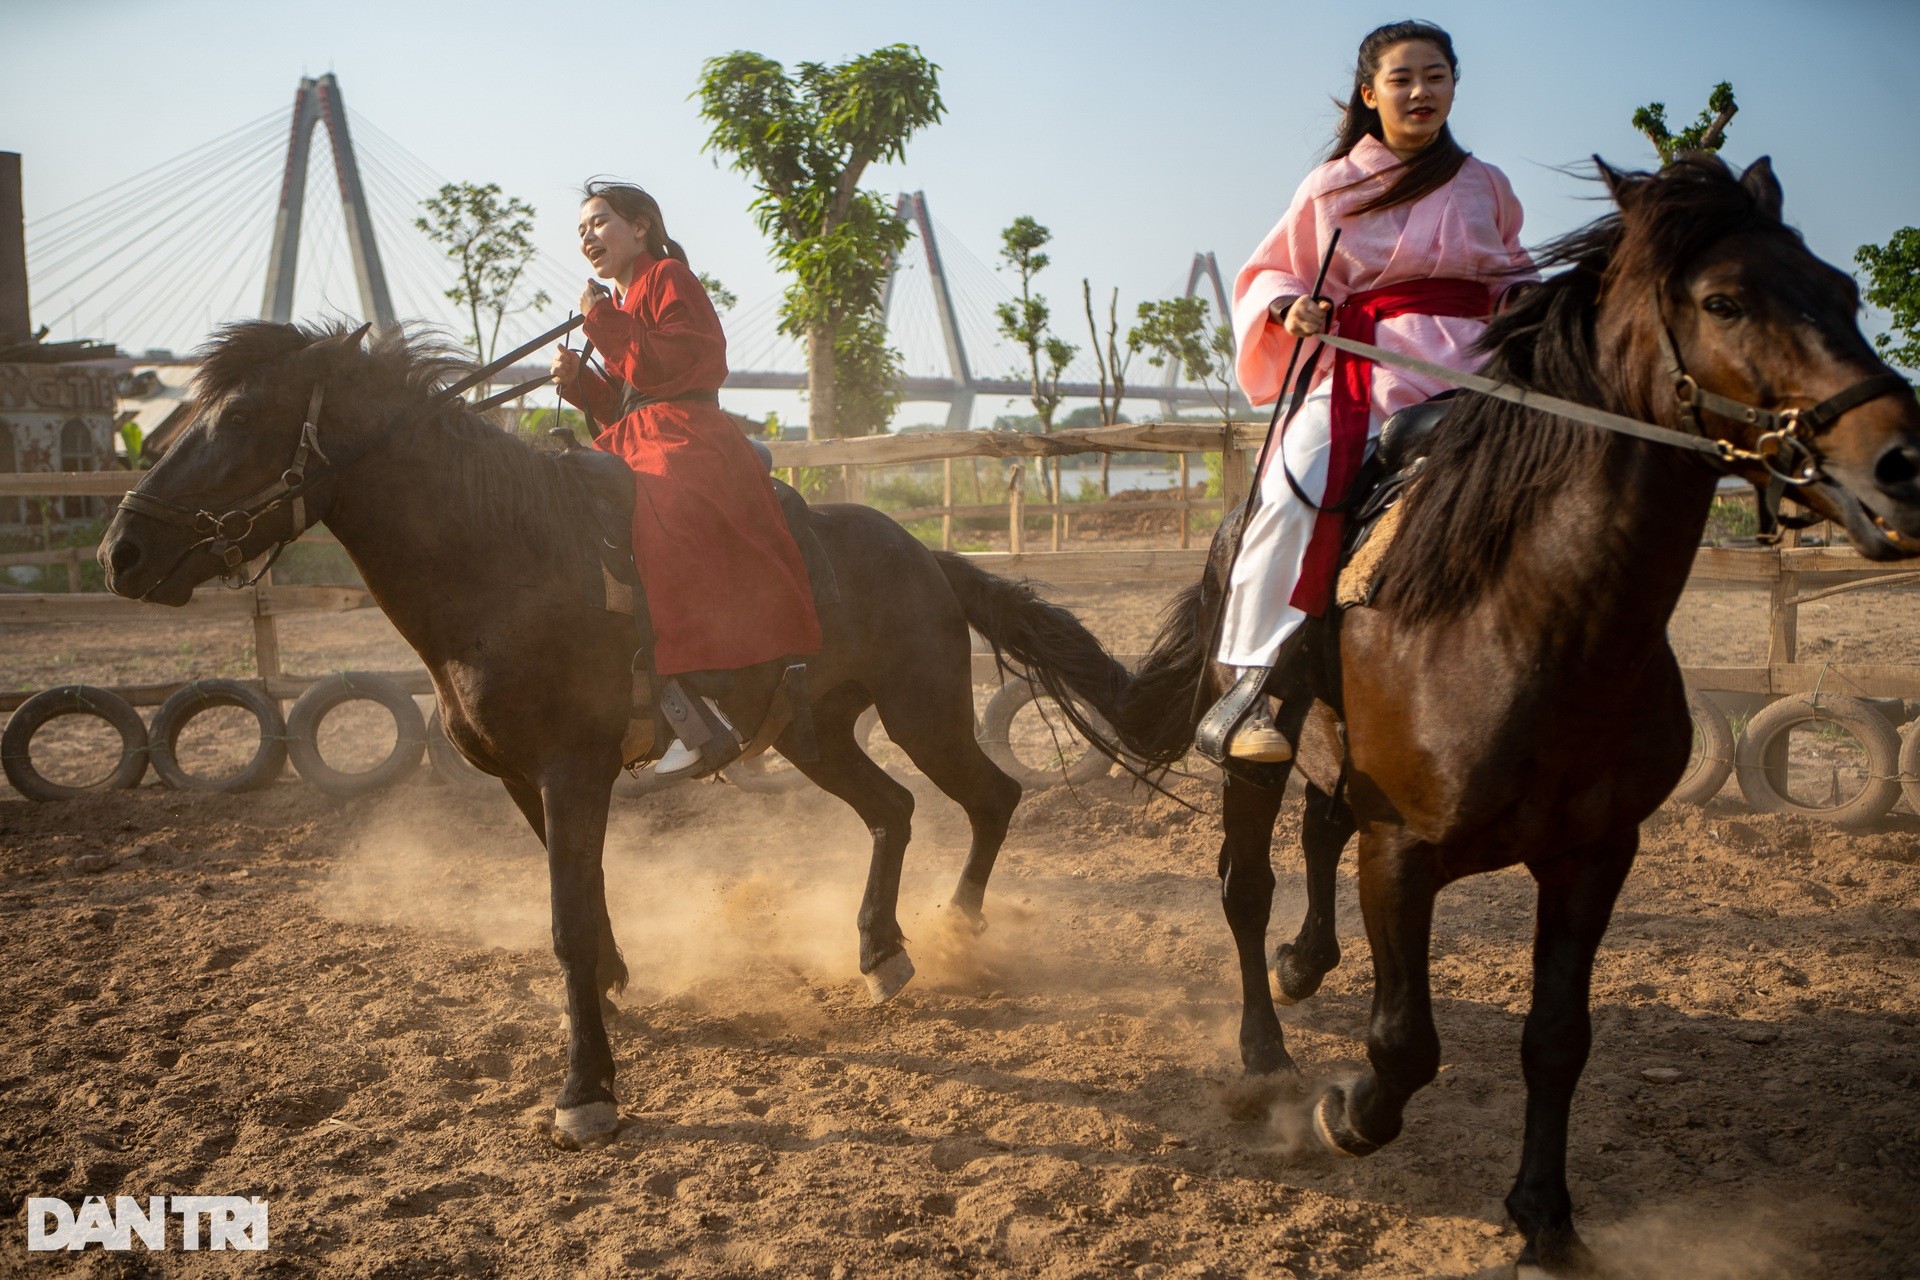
[1370,153,1791,625]
[190,320,601,556]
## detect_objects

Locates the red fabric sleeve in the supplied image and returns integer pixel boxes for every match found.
[580,259,728,398]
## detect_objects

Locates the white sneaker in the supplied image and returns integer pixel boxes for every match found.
[654,737,703,780]
[652,698,736,782]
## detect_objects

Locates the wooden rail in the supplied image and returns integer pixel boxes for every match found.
[3,425,1917,715]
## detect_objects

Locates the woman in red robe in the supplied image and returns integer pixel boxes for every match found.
[552,182,821,777]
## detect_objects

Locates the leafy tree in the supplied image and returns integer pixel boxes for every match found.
[415,182,550,367]
[1633,81,1737,164]
[1129,296,1236,423]
[1856,228,1920,372]
[697,272,738,312]
[994,216,1076,504]
[697,45,945,437]
[1083,278,1135,495]
[995,219,1076,428]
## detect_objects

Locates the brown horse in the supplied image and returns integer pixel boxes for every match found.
[97,322,1131,1147]
[1116,155,1920,1276]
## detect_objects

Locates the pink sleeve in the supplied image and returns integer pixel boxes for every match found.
[1487,163,1539,285]
[1232,181,1321,406]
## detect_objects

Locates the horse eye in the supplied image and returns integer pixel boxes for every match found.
[1702,295,1742,320]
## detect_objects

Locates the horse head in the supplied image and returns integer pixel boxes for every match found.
[100,321,377,604]
[1597,153,1920,558]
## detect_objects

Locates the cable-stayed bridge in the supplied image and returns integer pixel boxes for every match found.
[25,75,1243,430]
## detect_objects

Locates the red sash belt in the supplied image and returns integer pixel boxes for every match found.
[1288,276,1492,615]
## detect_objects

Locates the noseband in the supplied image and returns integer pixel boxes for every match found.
[1653,307,1913,541]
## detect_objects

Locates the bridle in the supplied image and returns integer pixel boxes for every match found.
[1651,304,1912,539]
[113,313,585,600]
[117,385,332,595]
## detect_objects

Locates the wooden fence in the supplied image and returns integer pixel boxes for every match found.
[4,423,1918,714]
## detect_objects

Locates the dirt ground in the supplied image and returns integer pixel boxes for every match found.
[2,573,1918,1278]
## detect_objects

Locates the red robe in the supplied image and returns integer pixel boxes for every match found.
[562,254,821,675]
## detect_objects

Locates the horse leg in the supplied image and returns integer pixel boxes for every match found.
[1272,782,1354,1005]
[1313,830,1439,1155]
[784,688,919,1002]
[537,761,625,1147]
[1219,771,1295,1076]
[1507,833,1636,1278]
[873,680,1021,929]
[508,778,627,1007]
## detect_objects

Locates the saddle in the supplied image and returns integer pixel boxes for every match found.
[1333,389,1456,609]
[549,429,836,772]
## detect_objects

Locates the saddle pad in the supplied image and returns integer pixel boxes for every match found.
[1336,495,1407,609]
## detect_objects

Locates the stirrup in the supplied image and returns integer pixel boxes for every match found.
[1228,707,1293,763]
[1195,667,1273,764]
[655,683,741,780]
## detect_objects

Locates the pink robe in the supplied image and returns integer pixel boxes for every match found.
[1215,137,1534,669]
[1232,134,1534,415]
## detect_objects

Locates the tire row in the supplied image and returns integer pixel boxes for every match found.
[1,674,432,804]
[1677,687,1915,829]
[11,674,1914,828]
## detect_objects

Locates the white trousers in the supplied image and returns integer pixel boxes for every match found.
[1216,386,1382,667]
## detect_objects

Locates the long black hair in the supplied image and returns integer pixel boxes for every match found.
[580,179,689,266]
[1329,20,1470,215]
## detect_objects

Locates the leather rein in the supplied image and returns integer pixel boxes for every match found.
[1312,311,1910,540]
[115,314,586,598]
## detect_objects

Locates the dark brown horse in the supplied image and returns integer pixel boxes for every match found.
[97,322,1131,1147]
[1116,155,1920,1276]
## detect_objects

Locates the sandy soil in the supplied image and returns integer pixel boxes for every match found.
[2,563,1919,1277]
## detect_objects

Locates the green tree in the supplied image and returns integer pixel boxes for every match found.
[995,217,1077,427]
[1083,278,1135,495]
[697,273,738,312]
[415,182,550,367]
[1633,81,1737,165]
[1857,228,1920,372]
[994,216,1076,504]
[1129,296,1237,423]
[697,45,946,437]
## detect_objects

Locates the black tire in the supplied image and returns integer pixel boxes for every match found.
[1,685,150,802]
[147,679,287,793]
[979,679,1116,790]
[1899,720,1920,818]
[286,673,426,797]
[1735,694,1901,829]
[425,706,496,790]
[1670,687,1735,806]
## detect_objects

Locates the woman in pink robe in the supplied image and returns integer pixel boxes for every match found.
[1215,19,1535,761]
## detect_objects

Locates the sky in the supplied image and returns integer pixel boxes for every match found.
[4,0,1915,428]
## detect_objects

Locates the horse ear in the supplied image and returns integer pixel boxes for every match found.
[1593,155,1631,203]
[1740,156,1783,221]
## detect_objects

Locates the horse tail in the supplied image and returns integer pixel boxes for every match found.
[1110,508,1238,768]
[1110,578,1216,767]
[931,551,1134,765]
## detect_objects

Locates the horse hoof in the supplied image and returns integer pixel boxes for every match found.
[1269,944,1327,1006]
[1311,1082,1378,1158]
[551,1100,620,1149]
[863,950,915,1003]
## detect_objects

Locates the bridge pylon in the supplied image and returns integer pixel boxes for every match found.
[261,74,396,330]
[1160,251,1231,417]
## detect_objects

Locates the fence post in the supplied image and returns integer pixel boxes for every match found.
[65,546,81,593]
[1221,427,1251,509]
[1007,463,1025,554]
[1767,532,1798,685]
[1178,453,1192,550]
[1050,458,1063,552]
[941,458,954,550]
[253,567,283,685]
